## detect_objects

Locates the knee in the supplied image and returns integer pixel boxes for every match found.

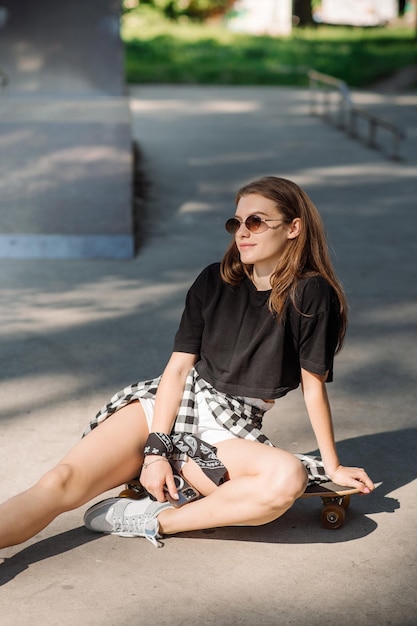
[261,456,308,512]
[37,464,82,509]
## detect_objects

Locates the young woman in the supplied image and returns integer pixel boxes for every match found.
[0,176,374,550]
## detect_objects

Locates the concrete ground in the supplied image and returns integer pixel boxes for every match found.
[0,85,416,625]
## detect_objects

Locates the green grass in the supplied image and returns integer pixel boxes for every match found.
[122,8,417,87]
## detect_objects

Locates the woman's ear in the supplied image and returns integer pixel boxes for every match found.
[287,218,301,240]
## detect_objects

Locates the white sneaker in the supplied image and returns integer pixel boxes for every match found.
[83,497,173,548]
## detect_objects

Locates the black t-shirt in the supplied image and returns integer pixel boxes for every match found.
[173,263,340,399]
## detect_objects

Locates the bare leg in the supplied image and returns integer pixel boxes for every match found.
[158,439,308,534]
[1,407,307,548]
[0,403,148,548]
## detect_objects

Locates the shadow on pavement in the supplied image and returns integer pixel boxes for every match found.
[0,526,103,586]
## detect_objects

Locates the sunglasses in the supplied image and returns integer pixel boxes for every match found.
[225,214,286,235]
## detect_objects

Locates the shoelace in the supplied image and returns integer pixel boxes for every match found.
[113,512,163,548]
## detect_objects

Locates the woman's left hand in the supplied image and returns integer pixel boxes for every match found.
[328,465,375,494]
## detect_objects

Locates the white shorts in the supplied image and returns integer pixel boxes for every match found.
[139,393,274,446]
[139,394,237,446]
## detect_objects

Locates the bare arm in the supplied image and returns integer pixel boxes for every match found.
[152,351,198,432]
[301,368,374,493]
[140,351,198,502]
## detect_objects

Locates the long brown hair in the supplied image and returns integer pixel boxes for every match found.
[220,176,347,352]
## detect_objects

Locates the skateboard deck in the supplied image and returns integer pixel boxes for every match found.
[301,481,361,529]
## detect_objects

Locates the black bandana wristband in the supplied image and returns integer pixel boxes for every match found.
[143,432,174,458]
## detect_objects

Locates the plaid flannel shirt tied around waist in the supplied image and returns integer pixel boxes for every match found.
[83,367,273,445]
[83,368,329,486]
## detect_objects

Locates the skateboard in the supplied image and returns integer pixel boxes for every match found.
[119,478,359,529]
[302,481,361,529]
[118,478,147,500]
[119,458,363,530]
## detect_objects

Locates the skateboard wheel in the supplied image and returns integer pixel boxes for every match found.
[119,480,147,499]
[320,503,346,529]
[118,482,146,500]
[118,488,142,499]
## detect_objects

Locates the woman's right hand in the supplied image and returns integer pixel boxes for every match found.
[140,456,179,503]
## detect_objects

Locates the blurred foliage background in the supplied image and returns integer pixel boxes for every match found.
[122,1,417,87]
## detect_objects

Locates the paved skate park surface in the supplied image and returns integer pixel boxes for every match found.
[0,84,416,625]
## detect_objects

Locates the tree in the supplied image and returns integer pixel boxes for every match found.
[123,0,234,21]
[293,0,314,26]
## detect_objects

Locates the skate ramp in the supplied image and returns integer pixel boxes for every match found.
[0,0,124,96]
[0,0,133,258]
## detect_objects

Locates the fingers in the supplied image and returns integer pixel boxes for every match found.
[359,473,375,494]
[332,466,375,494]
[164,473,179,503]
[352,467,375,494]
[140,462,178,503]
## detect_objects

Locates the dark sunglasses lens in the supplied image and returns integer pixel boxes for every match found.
[245,215,263,232]
[225,218,240,234]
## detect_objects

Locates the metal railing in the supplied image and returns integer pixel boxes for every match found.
[308,69,406,161]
